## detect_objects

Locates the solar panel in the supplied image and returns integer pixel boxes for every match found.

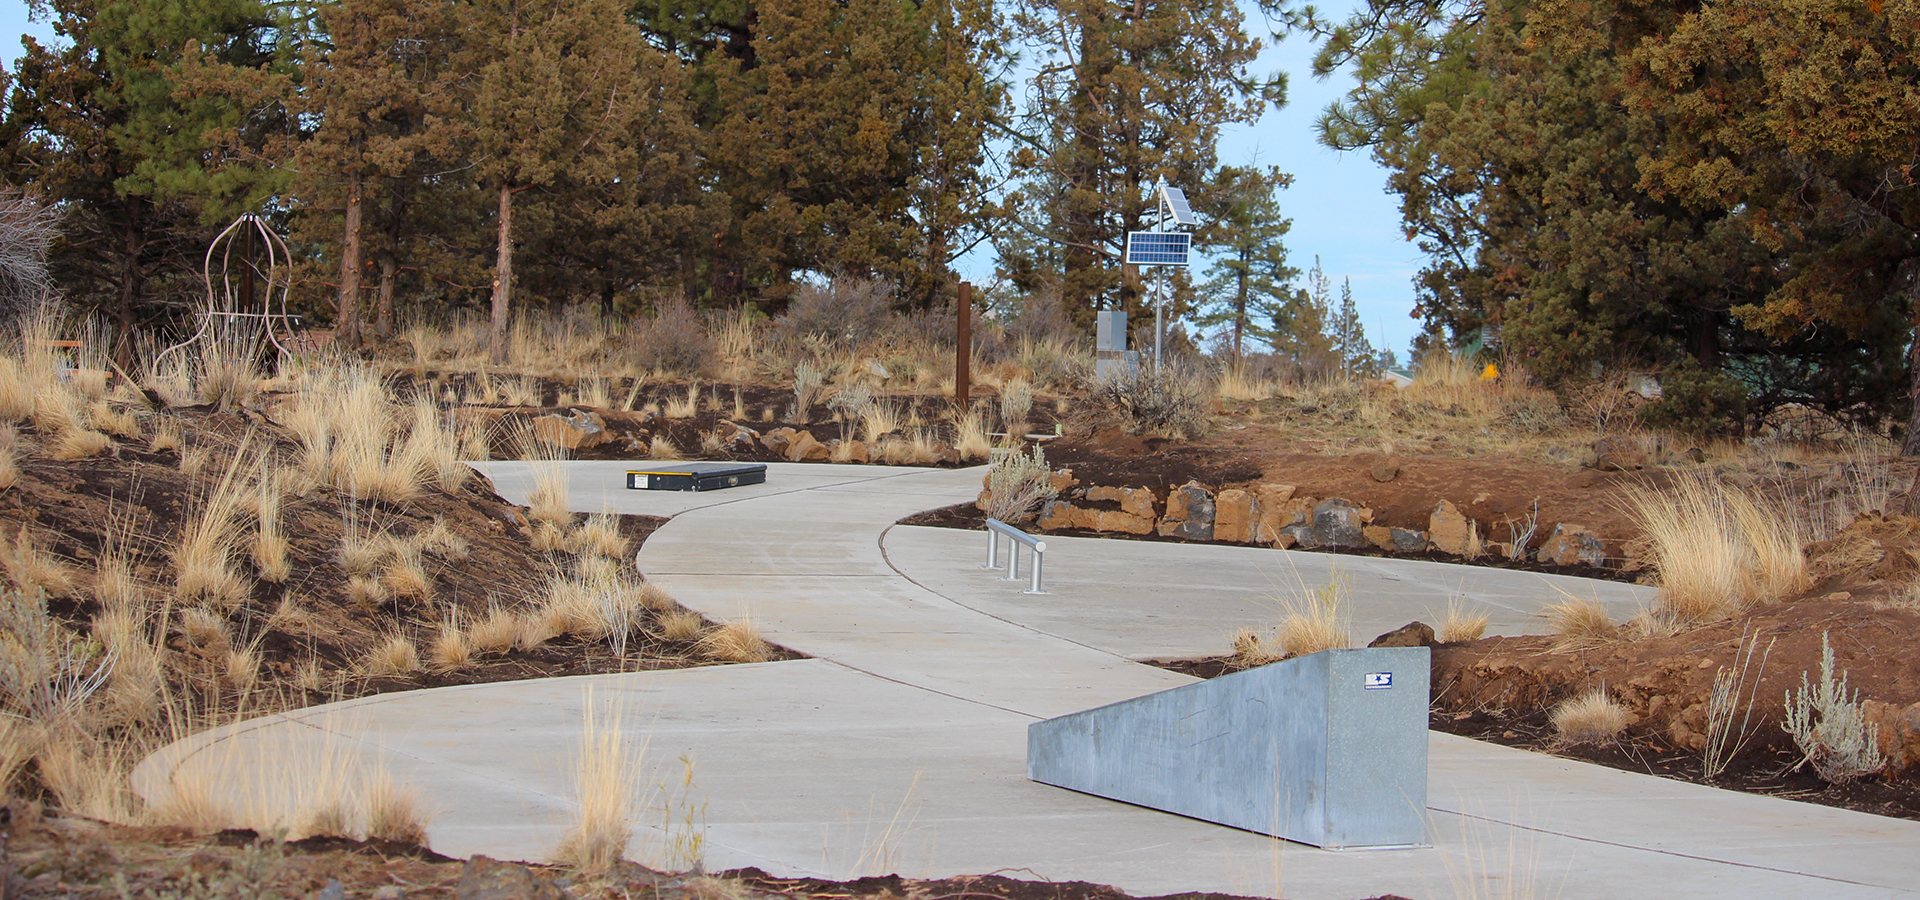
[1125,231,1190,266]
[1161,185,1197,226]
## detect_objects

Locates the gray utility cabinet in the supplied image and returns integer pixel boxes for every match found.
[1027,647,1430,849]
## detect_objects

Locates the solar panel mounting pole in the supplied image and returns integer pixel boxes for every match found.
[1153,181,1163,374]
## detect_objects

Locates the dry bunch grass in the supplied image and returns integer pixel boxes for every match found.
[1551,689,1628,744]
[88,400,141,440]
[1543,597,1615,649]
[1275,580,1352,657]
[148,416,182,454]
[655,609,705,643]
[1230,627,1283,668]
[364,772,429,844]
[429,617,471,671]
[252,474,291,583]
[51,428,110,460]
[174,438,257,608]
[552,694,643,873]
[0,424,17,490]
[363,634,420,675]
[699,618,771,663]
[573,509,629,560]
[178,605,229,648]
[1,526,76,597]
[952,406,990,461]
[466,605,522,655]
[1438,598,1490,644]
[379,545,433,603]
[1624,475,1810,623]
[649,434,684,460]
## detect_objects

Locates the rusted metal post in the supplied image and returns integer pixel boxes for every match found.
[955,281,972,408]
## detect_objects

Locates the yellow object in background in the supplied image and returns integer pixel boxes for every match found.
[1481,363,1500,381]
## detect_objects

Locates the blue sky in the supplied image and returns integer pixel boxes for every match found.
[0,2,1422,357]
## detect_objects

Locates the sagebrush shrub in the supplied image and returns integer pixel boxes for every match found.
[1784,632,1885,784]
[1081,363,1211,439]
[629,297,713,377]
[774,279,895,350]
[984,444,1058,524]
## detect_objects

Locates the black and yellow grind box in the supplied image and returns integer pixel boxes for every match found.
[625,463,768,492]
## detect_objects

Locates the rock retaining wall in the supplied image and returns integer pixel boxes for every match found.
[985,473,1618,570]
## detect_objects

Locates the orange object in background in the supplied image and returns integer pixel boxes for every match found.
[1481,362,1500,381]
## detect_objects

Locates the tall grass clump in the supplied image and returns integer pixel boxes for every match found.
[283,366,452,503]
[553,691,644,873]
[952,406,990,461]
[1542,596,1615,649]
[1275,579,1352,657]
[173,436,257,608]
[982,444,1057,524]
[1624,475,1810,623]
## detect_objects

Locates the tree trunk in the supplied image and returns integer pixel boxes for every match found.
[489,182,515,367]
[1232,262,1247,366]
[336,171,365,349]
[114,212,141,371]
[375,254,396,339]
[1903,321,1920,456]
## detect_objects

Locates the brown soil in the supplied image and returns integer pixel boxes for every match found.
[0,401,792,729]
[0,808,1397,900]
[1150,513,1920,821]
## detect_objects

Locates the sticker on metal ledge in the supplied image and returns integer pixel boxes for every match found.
[1364,672,1393,690]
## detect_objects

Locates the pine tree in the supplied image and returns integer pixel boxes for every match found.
[1270,256,1335,379]
[4,0,287,361]
[1331,277,1376,379]
[1194,165,1297,365]
[467,0,675,365]
[288,0,470,347]
[1006,0,1282,323]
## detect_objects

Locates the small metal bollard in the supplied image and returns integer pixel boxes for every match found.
[983,518,1047,594]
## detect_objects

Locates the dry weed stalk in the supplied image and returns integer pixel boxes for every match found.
[1703,629,1774,780]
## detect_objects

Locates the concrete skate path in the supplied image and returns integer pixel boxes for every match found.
[135,461,1920,900]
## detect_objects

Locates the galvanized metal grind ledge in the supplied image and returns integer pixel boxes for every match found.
[1027,646,1431,849]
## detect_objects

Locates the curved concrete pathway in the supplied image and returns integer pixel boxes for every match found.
[137,462,1920,900]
